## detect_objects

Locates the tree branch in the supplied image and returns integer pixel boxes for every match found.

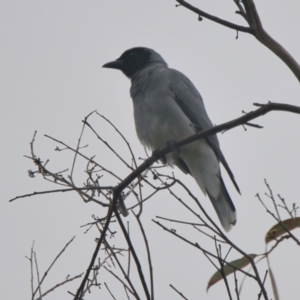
[115,209,151,300]
[72,102,300,299]
[176,0,253,33]
[176,0,300,82]
[110,102,300,203]
[242,0,300,82]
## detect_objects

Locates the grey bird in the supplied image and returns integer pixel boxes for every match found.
[103,47,240,231]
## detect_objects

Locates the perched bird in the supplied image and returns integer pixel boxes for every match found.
[103,47,240,232]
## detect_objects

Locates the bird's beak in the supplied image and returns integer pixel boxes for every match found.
[102,59,123,70]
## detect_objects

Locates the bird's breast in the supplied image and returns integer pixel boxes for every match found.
[132,91,194,151]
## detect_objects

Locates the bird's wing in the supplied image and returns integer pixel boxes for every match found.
[168,68,240,194]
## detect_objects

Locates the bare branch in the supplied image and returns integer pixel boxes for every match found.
[177,0,300,81]
[214,240,233,300]
[121,102,300,195]
[23,102,300,300]
[45,134,122,181]
[234,270,240,300]
[104,282,117,300]
[97,113,138,169]
[33,252,42,299]
[115,209,151,300]
[74,209,116,299]
[103,235,140,299]
[70,111,96,178]
[134,213,154,300]
[9,187,112,203]
[242,0,300,81]
[153,219,256,279]
[35,273,83,300]
[32,236,76,299]
[176,0,253,34]
[257,270,269,300]
[169,284,189,300]
[83,119,134,171]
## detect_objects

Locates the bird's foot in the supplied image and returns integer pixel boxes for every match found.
[167,140,180,155]
[151,149,167,164]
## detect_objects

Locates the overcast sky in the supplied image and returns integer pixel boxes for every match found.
[2,1,300,299]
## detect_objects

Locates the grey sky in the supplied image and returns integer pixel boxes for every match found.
[2,1,300,299]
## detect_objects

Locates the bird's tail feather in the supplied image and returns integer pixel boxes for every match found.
[207,176,236,232]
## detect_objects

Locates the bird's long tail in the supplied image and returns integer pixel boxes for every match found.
[175,141,237,232]
[206,176,236,232]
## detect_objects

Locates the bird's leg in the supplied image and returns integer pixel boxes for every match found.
[167,140,180,155]
[151,141,179,165]
[151,149,167,164]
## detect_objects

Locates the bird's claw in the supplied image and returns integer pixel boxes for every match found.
[167,140,180,155]
[151,149,167,164]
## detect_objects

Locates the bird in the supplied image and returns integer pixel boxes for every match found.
[103,47,240,232]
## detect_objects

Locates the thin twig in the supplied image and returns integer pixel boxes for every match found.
[257,270,268,300]
[257,181,300,246]
[28,241,34,298]
[103,236,139,299]
[134,213,154,300]
[35,273,83,300]
[45,134,122,181]
[34,251,42,299]
[74,201,116,299]
[176,0,253,33]
[115,209,150,300]
[103,266,137,299]
[172,176,269,299]
[83,119,134,171]
[193,225,226,243]
[104,282,117,300]
[32,236,76,299]
[153,220,255,279]
[233,0,248,21]
[215,239,232,300]
[97,113,138,169]
[169,284,189,300]
[71,111,96,178]
[127,221,131,279]
[9,187,111,203]
[156,215,204,227]
[234,270,240,300]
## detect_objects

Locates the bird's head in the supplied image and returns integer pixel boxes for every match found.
[102,47,166,78]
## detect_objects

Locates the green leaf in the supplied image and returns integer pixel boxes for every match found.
[265,217,300,244]
[207,254,257,292]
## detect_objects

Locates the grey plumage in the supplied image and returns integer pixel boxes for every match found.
[103,47,240,231]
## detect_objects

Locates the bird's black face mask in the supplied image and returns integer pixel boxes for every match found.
[102,47,151,78]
